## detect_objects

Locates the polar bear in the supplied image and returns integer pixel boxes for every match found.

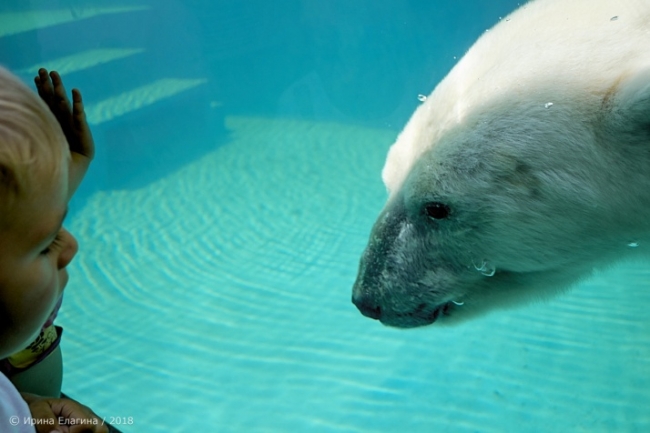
[352,0,650,328]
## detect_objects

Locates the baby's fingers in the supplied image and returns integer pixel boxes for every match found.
[70,88,95,159]
[34,68,53,105]
[23,400,62,433]
[34,69,73,129]
[49,70,73,118]
[71,88,86,124]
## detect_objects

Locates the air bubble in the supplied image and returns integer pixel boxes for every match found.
[473,260,496,277]
[417,94,427,102]
[545,102,554,108]
[628,241,639,248]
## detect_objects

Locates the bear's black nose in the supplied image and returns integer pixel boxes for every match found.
[352,295,381,320]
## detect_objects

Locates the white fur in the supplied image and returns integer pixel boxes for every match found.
[352,0,650,328]
[384,0,650,194]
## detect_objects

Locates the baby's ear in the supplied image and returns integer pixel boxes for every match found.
[0,165,19,195]
[609,68,650,140]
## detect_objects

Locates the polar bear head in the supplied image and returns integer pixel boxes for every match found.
[352,0,650,328]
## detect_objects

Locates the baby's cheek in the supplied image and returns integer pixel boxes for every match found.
[14,266,60,350]
[0,307,43,357]
[0,287,43,356]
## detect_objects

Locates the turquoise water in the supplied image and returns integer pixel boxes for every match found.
[2,1,650,432]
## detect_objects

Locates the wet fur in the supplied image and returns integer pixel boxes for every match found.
[352,0,650,327]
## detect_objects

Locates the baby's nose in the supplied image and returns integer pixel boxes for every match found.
[57,228,79,269]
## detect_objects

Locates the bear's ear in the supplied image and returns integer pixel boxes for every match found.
[610,68,650,137]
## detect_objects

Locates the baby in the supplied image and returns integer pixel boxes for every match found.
[0,66,108,432]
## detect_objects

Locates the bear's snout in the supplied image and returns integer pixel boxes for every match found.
[351,292,382,320]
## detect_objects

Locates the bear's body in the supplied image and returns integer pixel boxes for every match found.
[352,0,650,328]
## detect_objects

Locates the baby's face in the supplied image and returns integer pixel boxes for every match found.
[0,155,78,358]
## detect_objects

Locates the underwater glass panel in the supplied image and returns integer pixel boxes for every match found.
[1,0,648,432]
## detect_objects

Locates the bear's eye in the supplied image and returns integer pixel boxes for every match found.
[424,202,450,220]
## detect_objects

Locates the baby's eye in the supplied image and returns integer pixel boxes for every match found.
[41,231,64,255]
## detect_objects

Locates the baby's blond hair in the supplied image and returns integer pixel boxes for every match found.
[0,66,67,215]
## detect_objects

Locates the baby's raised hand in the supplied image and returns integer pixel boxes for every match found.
[34,68,95,199]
